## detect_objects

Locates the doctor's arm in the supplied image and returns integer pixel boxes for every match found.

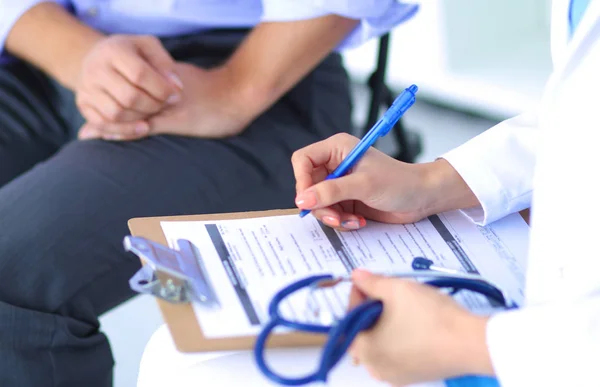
[348,271,600,386]
[441,110,540,225]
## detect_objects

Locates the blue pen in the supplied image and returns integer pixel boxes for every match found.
[299,84,418,218]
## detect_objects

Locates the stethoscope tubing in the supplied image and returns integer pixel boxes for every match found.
[255,272,516,385]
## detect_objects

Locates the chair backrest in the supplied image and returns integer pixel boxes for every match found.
[364,34,391,131]
[363,33,421,163]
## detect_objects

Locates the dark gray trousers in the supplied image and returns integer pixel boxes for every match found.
[0,30,352,387]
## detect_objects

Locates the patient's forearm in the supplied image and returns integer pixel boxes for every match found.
[5,2,104,89]
[222,15,359,120]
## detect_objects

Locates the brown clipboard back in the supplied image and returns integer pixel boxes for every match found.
[127,208,327,353]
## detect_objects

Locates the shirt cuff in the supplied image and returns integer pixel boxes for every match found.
[486,296,600,387]
[0,0,68,60]
[261,1,419,50]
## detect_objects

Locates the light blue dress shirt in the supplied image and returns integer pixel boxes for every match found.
[0,0,419,60]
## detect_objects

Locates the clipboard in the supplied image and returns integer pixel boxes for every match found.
[127,208,532,354]
[127,208,327,353]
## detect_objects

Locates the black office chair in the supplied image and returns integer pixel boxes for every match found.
[363,33,422,163]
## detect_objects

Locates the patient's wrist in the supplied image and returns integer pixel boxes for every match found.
[204,63,264,135]
[219,60,278,125]
[55,33,105,90]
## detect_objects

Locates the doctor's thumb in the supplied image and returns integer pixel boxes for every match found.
[350,269,389,299]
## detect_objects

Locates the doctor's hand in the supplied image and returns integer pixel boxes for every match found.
[348,270,494,386]
[291,133,478,230]
[79,62,250,140]
[76,35,183,140]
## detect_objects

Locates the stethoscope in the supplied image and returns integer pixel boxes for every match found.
[254,257,518,386]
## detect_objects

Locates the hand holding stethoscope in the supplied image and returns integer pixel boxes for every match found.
[254,258,517,386]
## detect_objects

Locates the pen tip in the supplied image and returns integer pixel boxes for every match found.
[407,84,418,94]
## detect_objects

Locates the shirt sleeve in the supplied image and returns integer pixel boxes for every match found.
[486,294,600,386]
[0,0,68,59]
[261,0,419,50]
[440,110,539,225]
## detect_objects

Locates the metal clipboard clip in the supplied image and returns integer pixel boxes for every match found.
[124,236,220,308]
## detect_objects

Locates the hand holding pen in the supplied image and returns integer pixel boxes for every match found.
[291,85,427,230]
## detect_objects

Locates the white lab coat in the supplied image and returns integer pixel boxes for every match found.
[137,1,600,386]
[443,0,600,385]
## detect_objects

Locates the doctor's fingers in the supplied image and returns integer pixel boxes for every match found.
[291,133,361,189]
[349,334,388,383]
[295,173,376,211]
[310,203,366,230]
[294,165,329,194]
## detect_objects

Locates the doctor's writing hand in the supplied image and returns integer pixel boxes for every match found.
[76,35,183,140]
[79,62,251,140]
[347,270,494,386]
[291,133,478,230]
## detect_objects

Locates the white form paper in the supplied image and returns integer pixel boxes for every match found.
[160,211,529,339]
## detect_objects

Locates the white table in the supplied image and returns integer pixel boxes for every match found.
[137,324,392,387]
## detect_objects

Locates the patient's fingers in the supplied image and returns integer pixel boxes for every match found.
[78,121,150,141]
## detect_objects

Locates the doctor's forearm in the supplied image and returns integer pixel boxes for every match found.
[219,15,358,122]
[5,2,104,90]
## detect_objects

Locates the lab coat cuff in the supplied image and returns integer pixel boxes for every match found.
[261,1,419,50]
[440,149,507,226]
[0,0,66,60]
[439,111,539,226]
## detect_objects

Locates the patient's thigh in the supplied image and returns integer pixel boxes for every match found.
[0,62,80,186]
[0,111,311,318]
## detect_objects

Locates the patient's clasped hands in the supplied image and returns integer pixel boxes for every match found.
[75,35,246,141]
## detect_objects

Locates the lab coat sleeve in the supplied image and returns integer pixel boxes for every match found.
[486,295,600,386]
[0,0,68,59]
[260,0,419,50]
[440,110,539,225]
